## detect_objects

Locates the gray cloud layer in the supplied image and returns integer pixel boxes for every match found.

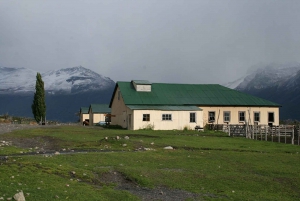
[1,0,300,84]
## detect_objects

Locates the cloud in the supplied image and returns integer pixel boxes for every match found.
[1,0,300,84]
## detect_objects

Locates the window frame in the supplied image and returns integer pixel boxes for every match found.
[190,112,196,123]
[162,114,172,121]
[223,111,230,122]
[254,112,260,122]
[268,112,274,123]
[238,111,245,122]
[208,111,215,122]
[142,114,150,121]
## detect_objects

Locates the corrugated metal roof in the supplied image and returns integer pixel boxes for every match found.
[116,82,280,107]
[132,80,152,85]
[127,105,202,111]
[80,107,89,114]
[89,104,111,113]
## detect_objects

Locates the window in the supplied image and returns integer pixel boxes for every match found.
[208,111,215,122]
[190,113,196,122]
[224,111,230,122]
[268,112,274,122]
[162,114,172,121]
[254,112,260,122]
[239,111,245,122]
[143,114,150,121]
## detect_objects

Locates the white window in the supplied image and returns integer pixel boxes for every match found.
[208,111,215,122]
[162,114,172,121]
[239,111,245,122]
[254,112,260,122]
[224,111,230,122]
[143,114,150,121]
[190,113,196,123]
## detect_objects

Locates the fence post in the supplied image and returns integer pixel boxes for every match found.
[292,126,294,145]
[255,125,257,140]
[298,127,300,145]
[265,126,267,141]
[260,126,262,141]
[271,127,273,142]
[278,126,280,143]
[285,126,287,144]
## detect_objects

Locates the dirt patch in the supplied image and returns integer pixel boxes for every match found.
[4,135,63,151]
[0,123,75,152]
[0,123,40,135]
[100,171,203,201]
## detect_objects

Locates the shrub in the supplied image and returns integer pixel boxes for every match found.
[141,124,155,130]
[100,124,125,129]
[183,125,191,131]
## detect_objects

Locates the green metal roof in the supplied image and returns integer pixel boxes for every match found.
[80,107,89,114]
[132,80,152,85]
[89,104,111,113]
[111,82,280,107]
[127,105,202,111]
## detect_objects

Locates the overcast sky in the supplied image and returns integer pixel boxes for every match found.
[1,0,300,84]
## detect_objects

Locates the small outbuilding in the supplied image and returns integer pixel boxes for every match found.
[79,107,89,125]
[88,104,111,126]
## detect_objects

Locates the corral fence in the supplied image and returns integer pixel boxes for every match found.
[210,124,300,145]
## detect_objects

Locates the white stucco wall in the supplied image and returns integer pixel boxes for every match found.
[80,113,89,124]
[131,110,203,130]
[200,106,280,126]
[132,83,151,92]
[89,110,106,126]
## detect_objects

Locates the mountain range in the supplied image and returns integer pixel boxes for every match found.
[1,63,300,122]
[224,62,300,120]
[0,66,115,122]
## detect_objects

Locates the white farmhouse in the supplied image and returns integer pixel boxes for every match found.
[109,80,280,130]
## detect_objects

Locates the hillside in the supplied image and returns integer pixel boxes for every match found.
[0,66,115,122]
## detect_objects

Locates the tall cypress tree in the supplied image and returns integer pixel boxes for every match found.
[31,73,46,123]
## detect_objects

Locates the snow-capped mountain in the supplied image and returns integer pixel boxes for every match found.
[0,67,36,93]
[223,62,300,90]
[42,66,115,94]
[0,66,115,122]
[223,62,300,120]
[223,75,250,89]
[0,66,115,94]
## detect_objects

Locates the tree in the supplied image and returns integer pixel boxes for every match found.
[31,73,46,123]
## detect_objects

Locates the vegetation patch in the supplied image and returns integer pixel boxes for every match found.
[0,125,299,200]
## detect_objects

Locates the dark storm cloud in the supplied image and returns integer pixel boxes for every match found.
[1,0,300,84]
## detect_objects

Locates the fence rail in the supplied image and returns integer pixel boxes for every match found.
[212,124,300,145]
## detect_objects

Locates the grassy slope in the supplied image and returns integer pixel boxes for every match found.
[0,126,299,200]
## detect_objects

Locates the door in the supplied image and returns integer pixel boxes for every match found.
[127,114,132,130]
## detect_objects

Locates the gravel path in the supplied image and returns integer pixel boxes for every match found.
[0,123,79,135]
[0,123,40,135]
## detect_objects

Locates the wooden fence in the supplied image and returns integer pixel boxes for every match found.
[216,124,300,145]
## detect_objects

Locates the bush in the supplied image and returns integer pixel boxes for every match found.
[141,124,155,130]
[100,124,125,129]
[183,125,191,131]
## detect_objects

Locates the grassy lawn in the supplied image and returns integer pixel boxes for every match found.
[0,125,299,200]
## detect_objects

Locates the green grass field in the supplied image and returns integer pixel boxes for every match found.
[0,126,299,200]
